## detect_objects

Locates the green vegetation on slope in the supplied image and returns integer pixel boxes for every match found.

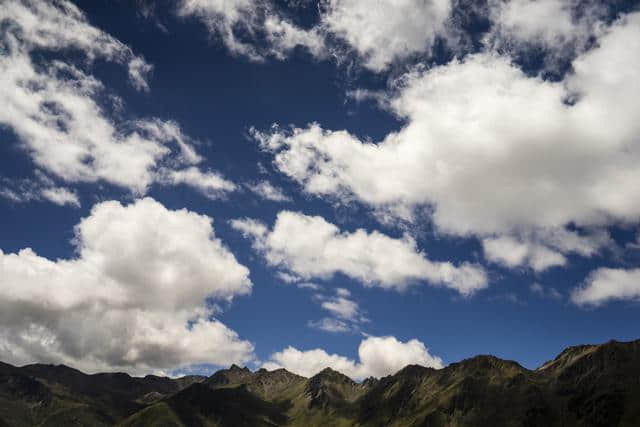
[1,339,640,426]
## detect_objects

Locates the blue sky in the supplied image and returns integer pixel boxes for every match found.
[1,0,639,379]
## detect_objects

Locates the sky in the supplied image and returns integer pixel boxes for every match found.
[0,0,640,380]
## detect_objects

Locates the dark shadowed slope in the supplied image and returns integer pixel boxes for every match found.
[0,362,205,426]
[1,339,639,426]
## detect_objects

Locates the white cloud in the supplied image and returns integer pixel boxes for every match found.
[276,271,303,284]
[176,0,325,61]
[256,12,640,270]
[530,282,563,300]
[135,119,203,166]
[177,0,455,71]
[320,295,360,321]
[0,0,235,198]
[485,0,606,64]
[320,0,451,71]
[230,217,269,239]
[162,167,237,199]
[483,236,531,269]
[230,211,488,295]
[0,197,254,374]
[571,268,640,307]
[336,287,350,297]
[481,231,607,272]
[40,186,80,207]
[0,173,80,207]
[176,0,263,60]
[307,318,350,333]
[309,287,365,333]
[263,13,326,59]
[128,56,154,92]
[297,282,321,291]
[246,180,291,202]
[1,0,151,88]
[263,335,443,380]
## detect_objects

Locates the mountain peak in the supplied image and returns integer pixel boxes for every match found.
[229,364,250,372]
[305,367,364,409]
[3,339,640,426]
[312,367,354,383]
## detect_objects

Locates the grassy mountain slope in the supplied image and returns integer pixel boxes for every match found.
[1,339,639,426]
[0,361,204,426]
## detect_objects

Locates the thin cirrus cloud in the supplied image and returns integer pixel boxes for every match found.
[530,283,563,301]
[0,0,236,201]
[0,171,80,207]
[230,211,488,296]
[246,180,292,202]
[263,335,443,380]
[254,12,640,274]
[161,166,237,199]
[307,318,351,334]
[0,197,254,375]
[176,0,325,62]
[308,287,368,334]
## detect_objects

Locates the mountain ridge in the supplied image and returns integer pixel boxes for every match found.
[0,338,638,426]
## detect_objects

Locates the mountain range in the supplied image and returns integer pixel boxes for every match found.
[1,339,639,426]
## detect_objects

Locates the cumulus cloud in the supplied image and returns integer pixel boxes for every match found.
[255,12,640,270]
[0,197,254,374]
[230,211,488,295]
[320,0,451,71]
[485,0,606,66]
[319,292,362,322]
[246,180,291,202]
[571,268,640,307]
[482,229,612,271]
[263,335,443,380]
[0,0,235,199]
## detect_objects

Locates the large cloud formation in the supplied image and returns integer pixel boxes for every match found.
[0,0,235,199]
[263,335,443,380]
[0,198,254,374]
[175,0,614,73]
[231,211,487,295]
[255,12,640,271]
